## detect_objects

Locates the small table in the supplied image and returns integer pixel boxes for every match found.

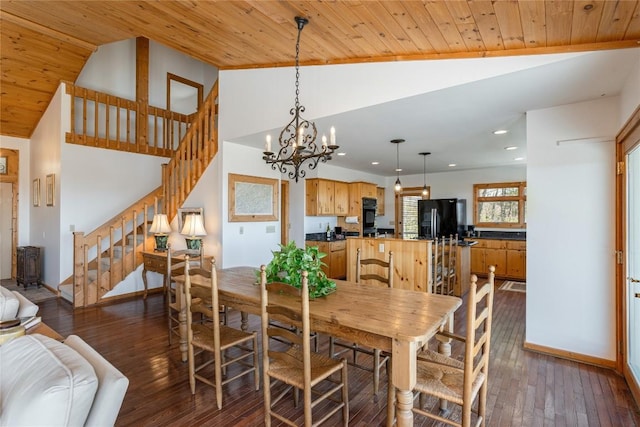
[141,251,213,299]
[28,322,63,341]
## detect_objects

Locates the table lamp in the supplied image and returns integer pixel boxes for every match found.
[149,213,171,251]
[181,213,206,250]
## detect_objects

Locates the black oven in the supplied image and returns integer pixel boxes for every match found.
[362,197,377,237]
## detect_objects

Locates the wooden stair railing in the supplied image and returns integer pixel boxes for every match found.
[64,187,163,308]
[62,81,218,308]
[65,82,191,156]
[163,81,218,221]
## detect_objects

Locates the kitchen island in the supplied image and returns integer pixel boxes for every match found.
[346,237,472,296]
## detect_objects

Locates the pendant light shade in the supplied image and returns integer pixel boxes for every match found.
[391,139,404,192]
[420,152,431,197]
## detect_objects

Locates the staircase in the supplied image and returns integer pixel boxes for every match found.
[61,82,219,308]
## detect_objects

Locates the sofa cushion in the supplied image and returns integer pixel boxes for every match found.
[0,285,19,321]
[0,334,98,426]
[12,291,39,318]
[64,335,129,427]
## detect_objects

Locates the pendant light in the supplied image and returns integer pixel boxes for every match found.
[419,152,431,197]
[391,139,404,192]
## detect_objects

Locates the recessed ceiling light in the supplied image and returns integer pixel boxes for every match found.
[395,168,402,172]
[493,129,508,135]
[448,163,456,167]
[371,161,379,165]
[505,146,517,151]
[514,157,525,161]
[337,152,346,156]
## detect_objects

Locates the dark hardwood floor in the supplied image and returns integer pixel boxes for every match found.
[35,282,640,426]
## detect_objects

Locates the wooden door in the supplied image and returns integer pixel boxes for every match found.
[626,143,640,397]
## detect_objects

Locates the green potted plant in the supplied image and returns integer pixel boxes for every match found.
[260,241,336,299]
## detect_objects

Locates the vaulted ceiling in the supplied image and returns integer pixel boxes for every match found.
[1,1,639,140]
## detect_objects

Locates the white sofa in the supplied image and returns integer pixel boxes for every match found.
[0,285,39,321]
[0,334,129,427]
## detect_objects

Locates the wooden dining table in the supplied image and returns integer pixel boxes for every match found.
[174,266,462,427]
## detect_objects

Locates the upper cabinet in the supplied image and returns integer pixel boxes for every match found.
[305,179,377,217]
[305,179,335,216]
[334,181,349,215]
[348,182,377,216]
[376,187,385,216]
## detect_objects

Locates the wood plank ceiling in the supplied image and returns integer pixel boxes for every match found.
[1,1,639,139]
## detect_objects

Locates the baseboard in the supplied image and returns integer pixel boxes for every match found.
[523,341,617,369]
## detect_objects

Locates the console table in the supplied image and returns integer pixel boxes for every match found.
[141,251,212,299]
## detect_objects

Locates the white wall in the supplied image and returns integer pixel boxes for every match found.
[394,166,527,228]
[0,136,31,246]
[526,96,619,360]
[29,85,64,287]
[77,39,217,108]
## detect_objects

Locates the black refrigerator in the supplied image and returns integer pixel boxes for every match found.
[418,198,466,239]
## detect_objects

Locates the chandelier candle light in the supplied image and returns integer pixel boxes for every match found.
[263,16,338,182]
[149,214,171,252]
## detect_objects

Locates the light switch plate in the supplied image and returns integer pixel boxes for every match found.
[379,243,384,253]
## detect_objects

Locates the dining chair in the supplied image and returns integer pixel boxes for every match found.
[259,266,349,427]
[443,234,458,296]
[166,243,203,345]
[432,237,447,294]
[329,247,393,396]
[387,265,495,427]
[166,243,228,346]
[184,257,259,409]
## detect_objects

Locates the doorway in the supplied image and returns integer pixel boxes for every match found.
[617,106,640,406]
[0,182,13,279]
[281,180,289,245]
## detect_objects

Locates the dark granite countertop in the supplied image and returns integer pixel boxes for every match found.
[465,231,526,241]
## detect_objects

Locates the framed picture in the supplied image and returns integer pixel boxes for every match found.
[33,179,40,207]
[228,173,278,222]
[0,156,7,175]
[46,174,55,206]
[177,207,203,232]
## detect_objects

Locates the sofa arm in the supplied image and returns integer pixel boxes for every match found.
[64,335,129,427]
[12,291,39,318]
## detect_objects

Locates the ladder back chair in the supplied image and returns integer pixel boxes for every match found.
[184,257,259,410]
[329,247,393,396]
[259,266,349,427]
[443,234,459,296]
[432,237,445,294]
[388,265,496,427]
[166,243,204,345]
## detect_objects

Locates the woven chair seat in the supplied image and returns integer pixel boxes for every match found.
[417,348,463,369]
[414,358,485,406]
[268,346,345,389]
[192,324,256,351]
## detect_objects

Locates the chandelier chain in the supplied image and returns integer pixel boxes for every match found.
[262,16,338,182]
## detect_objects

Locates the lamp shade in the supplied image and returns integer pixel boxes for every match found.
[149,214,171,234]
[181,214,206,237]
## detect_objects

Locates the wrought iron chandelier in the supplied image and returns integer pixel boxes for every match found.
[263,16,338,182]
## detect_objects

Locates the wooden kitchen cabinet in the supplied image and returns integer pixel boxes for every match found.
[306,240,346,279]
[348,181,377,216]
[305,178,335,215]
[505,240,526,279]
[469,238,526,280]
[334,181,349,215]
[376,187,385,216]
